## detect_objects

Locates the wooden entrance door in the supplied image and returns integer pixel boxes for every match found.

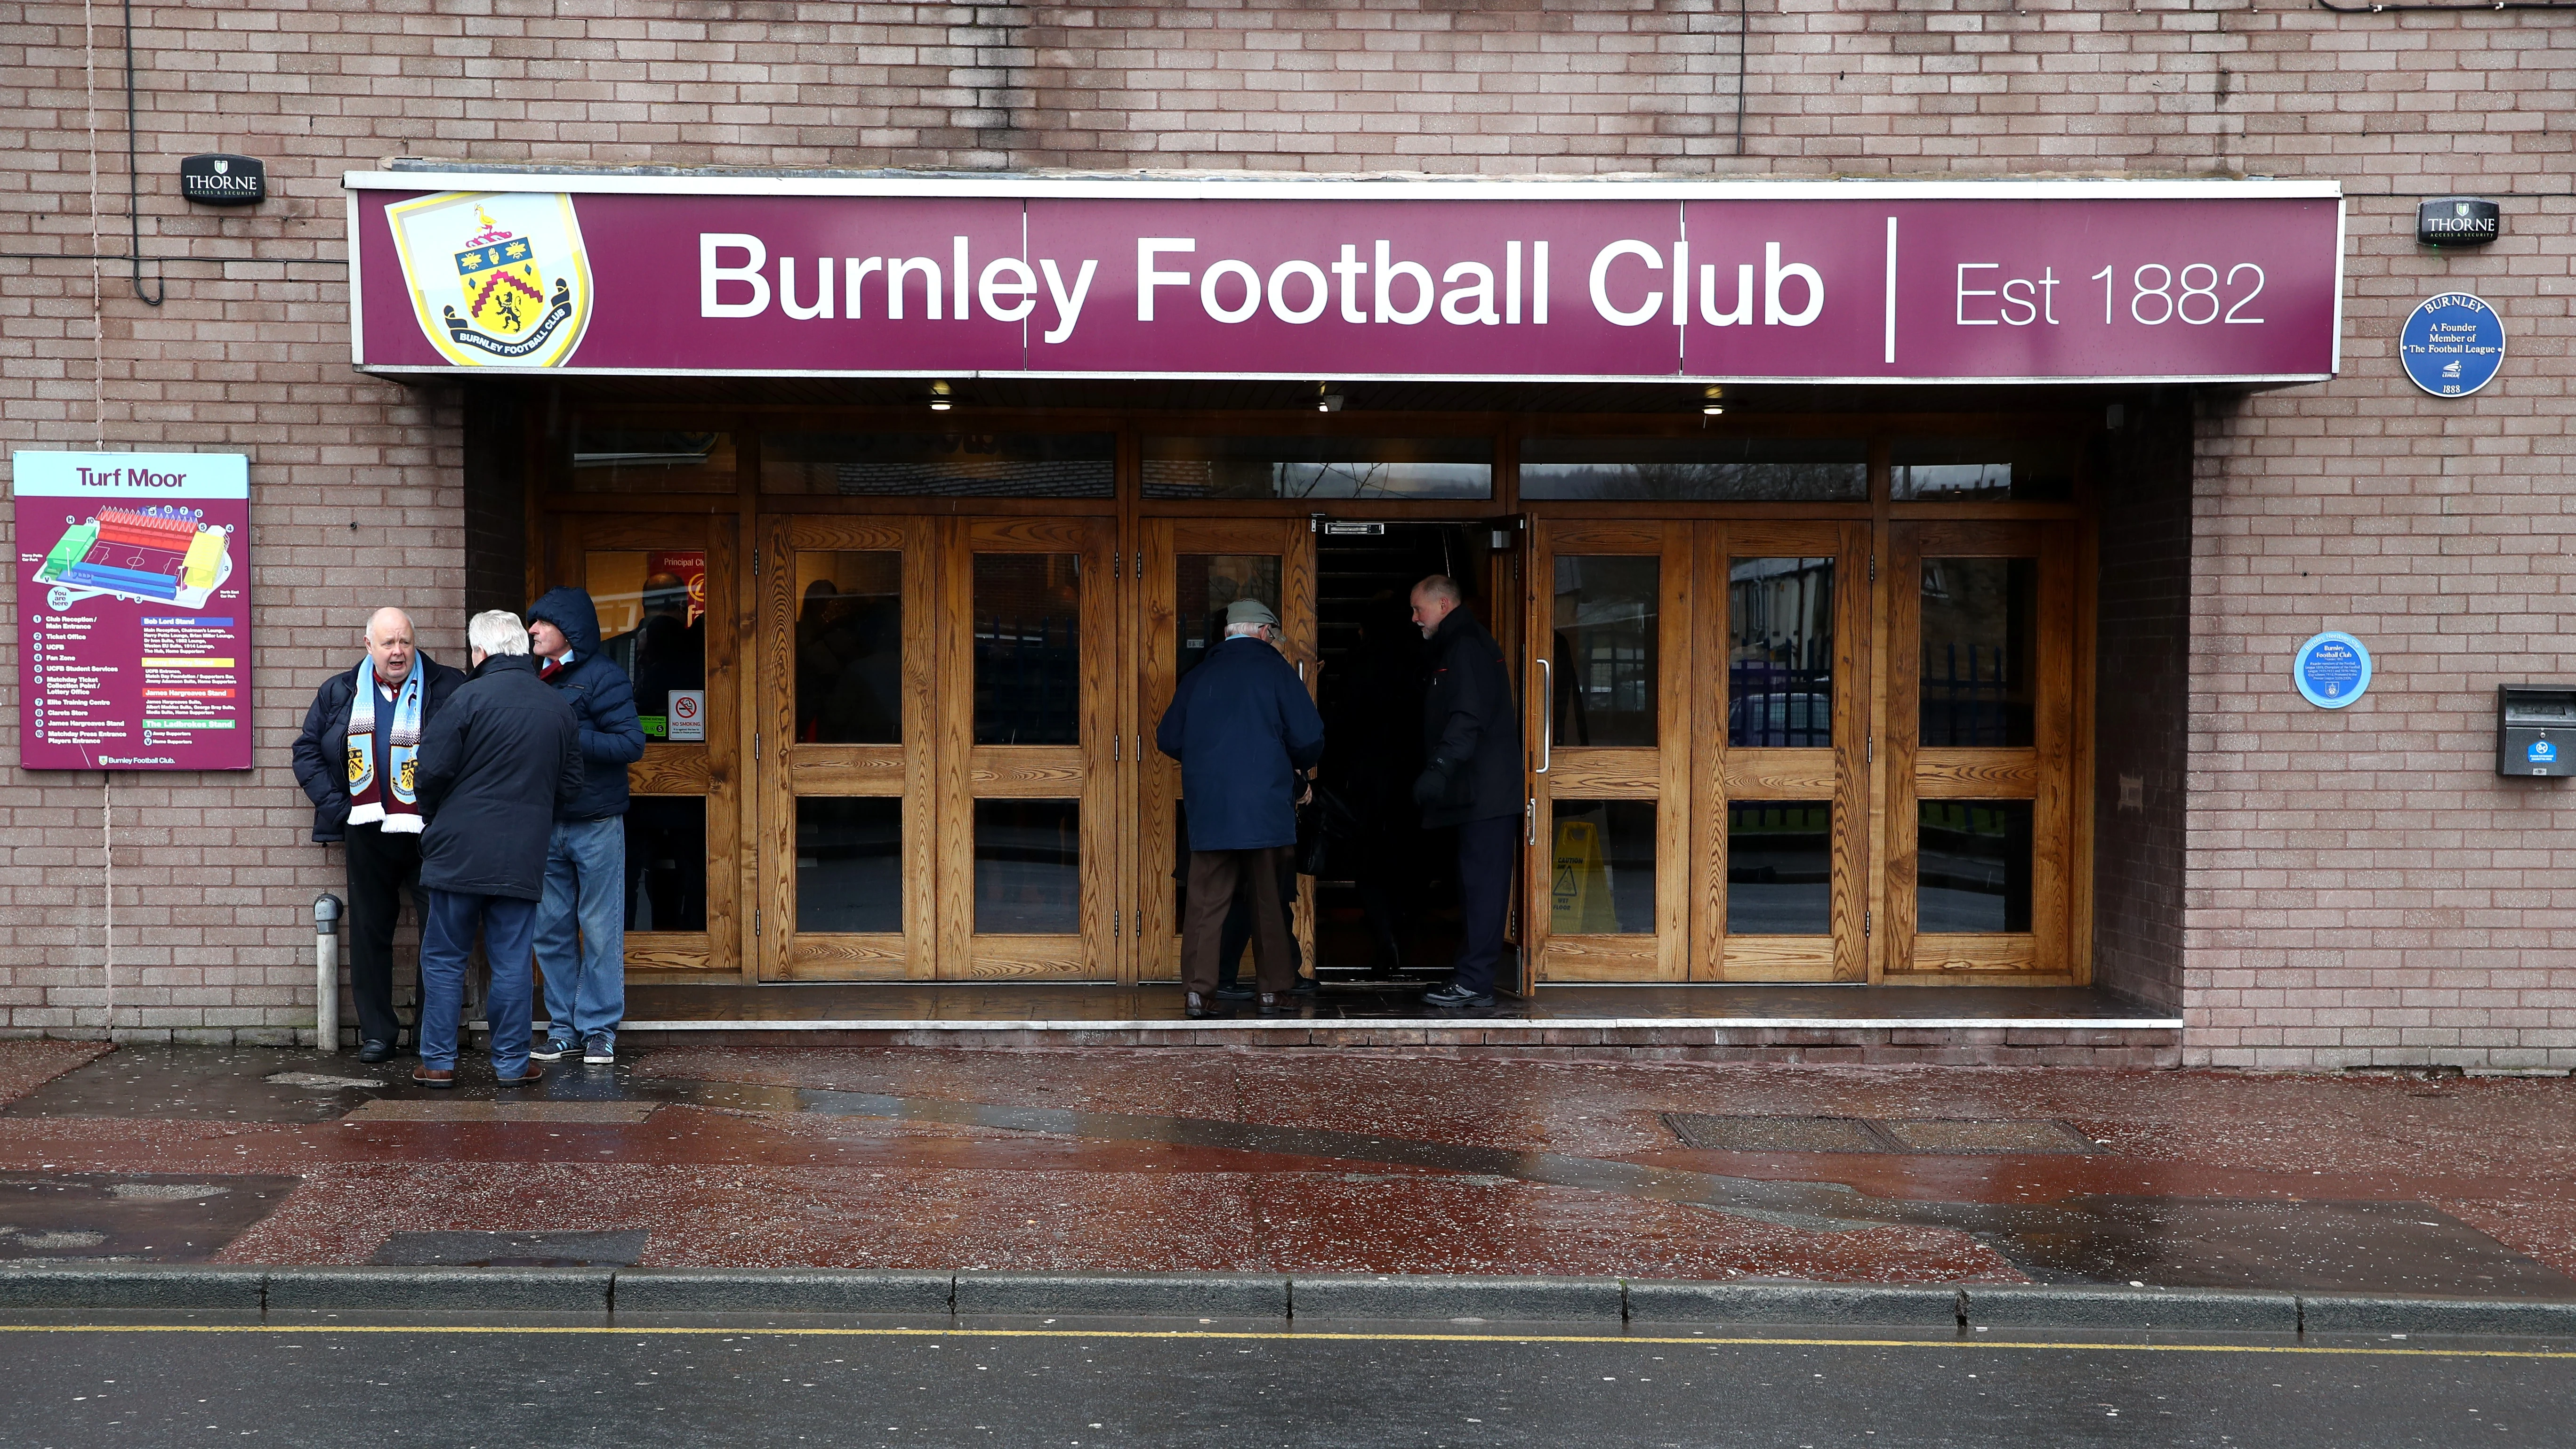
[940,518,1121,980]
[1522,520,1692,982]
[757,515,938,980]
[536,513,742,980]
[1134,518,1319,982]
[1697,522,1873,982]
[1886,521,2080,982]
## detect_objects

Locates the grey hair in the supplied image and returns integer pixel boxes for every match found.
[467,610,531,657]
[1224,620,1272,639]
[1414,574,1462,607]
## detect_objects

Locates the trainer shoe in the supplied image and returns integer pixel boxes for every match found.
[529,1036,577,1062]
[1420,982,1494,1009]
[582,1033,615,1065]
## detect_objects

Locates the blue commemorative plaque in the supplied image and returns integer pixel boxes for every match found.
[2398,292,2504,398]
[2294,631,2372,709]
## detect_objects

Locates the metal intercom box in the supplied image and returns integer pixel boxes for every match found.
[2497,685,2576,777]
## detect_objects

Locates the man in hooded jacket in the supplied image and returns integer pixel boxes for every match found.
[523,586,648,1064]
[410,610,585,1088]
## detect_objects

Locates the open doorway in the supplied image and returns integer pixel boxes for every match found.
[1307,520,1507,987]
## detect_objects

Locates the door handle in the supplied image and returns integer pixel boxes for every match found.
[1534,656,1552,775]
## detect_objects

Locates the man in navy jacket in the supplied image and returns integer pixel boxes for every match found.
[1156,599,1325,1019]
[523,587,648,1065]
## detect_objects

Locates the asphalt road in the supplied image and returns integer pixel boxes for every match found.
[1,1316,2568,1448]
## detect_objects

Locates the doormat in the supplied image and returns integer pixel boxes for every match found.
[1661,1113,2100,1155]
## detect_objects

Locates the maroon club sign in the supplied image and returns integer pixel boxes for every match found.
[347,176,2343,384]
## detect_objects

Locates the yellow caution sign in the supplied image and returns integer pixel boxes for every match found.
[1551,818,1617,935]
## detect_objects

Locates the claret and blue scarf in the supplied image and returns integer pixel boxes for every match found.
[345,656,425,833]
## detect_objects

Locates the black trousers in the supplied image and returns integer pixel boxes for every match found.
[1450,814,1518,996]
[343,822,424,1046]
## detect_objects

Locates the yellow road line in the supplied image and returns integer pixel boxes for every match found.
[0,1323,2566,1358]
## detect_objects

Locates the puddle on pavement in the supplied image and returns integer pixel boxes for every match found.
[8,1048,2573,1298]
[369,1229,649,1267]
[0,1173,299,1262]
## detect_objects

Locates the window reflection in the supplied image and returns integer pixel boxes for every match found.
[975,799,1080,934]
[1727,557,1834,748]
[762,432,1114,498]
[796,797,902,934]
[1726,802,1830,935]
[1549,799,1656,934]
[1521,437,1867,501]
[1920,557,2037,748]
[795,551,902,744]
[1551,557,1658,748]
[567,427,735,493]
[1142,436,1491,500]
[1891,436,2075,502]
[624,797,707,932]
[974,554,1080,746]
[1917,800,2033,932]
[587,550,707,743]
[1177,555,1282,679]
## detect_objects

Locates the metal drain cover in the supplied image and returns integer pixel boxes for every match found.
[1661,1113,2100,1155]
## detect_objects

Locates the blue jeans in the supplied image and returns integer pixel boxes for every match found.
[534,816,626,1043]
[419,889,539,1075]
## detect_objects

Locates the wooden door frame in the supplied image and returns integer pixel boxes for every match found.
[1694,520,1873,983]
[758,515,941,981]
[1133,517,1319,984]
[937,516,1121,980]
[541,511,743,982]
[1522,518,1694,984]
[1884,519,2084,985]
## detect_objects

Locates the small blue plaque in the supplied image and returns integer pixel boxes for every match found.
[2294,631,2372,709]
[2399,292,2504,398]
[2531,739,2559,766]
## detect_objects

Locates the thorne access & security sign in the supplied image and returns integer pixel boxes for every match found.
[2399,292,2504,398]
[347,176,2345,385]
[2294,631,2373,711]
[12,451,253,770]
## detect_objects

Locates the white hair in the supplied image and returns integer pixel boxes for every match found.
[1414,574,1462,607]
[467,610,531,657]
[1224,620,1272,639]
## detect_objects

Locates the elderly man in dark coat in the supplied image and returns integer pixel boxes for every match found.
[1410,574,1523,1008]
[1156,598,1326,1019]
[408,610,586,1088]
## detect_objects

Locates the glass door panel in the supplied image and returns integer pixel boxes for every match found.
[1696,521,1869,982]
[1136,518,1314,983]
[761,516,935,980]
[539,514,740,978]
[939,517,1118,980]
[1524,521,1690,983]
[1888,522,2077,982]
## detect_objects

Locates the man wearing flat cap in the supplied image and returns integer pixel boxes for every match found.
[1156,598,1325,1019]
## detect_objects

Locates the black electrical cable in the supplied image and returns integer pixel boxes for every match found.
[122,0,161,306]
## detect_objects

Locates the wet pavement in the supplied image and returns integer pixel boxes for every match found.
[3,1317,2570,1449]
[1,1041,2573,1295]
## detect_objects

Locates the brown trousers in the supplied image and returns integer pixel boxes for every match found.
[1182,845,1296,997]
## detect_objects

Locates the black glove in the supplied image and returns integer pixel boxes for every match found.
[1412,761,1453,806]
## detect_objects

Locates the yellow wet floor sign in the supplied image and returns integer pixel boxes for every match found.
[1551,819,1616,934]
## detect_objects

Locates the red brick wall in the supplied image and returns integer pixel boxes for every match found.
[4,2,2572,1061]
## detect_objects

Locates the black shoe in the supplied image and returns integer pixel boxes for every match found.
[1213,985,1255,1001]
[1421,983,1494,1009]
[356,1039,393,1065]
[1289,975,1320,996]
[1184,991,1230,1021]
[1256,993,1296,1017]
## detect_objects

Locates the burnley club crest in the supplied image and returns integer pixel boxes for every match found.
[386,191,593,369]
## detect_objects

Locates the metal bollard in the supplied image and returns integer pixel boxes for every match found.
[314,893,343,1052]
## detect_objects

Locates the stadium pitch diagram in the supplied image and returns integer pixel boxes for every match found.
[32,504,236,611]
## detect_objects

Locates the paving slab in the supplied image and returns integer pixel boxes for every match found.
[1624,1280,1965,1327]
[615,1268,956,1315]
[264,1266,613,1312]
[1290,1273,1624,1322]
[955,1271,1287,1318]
